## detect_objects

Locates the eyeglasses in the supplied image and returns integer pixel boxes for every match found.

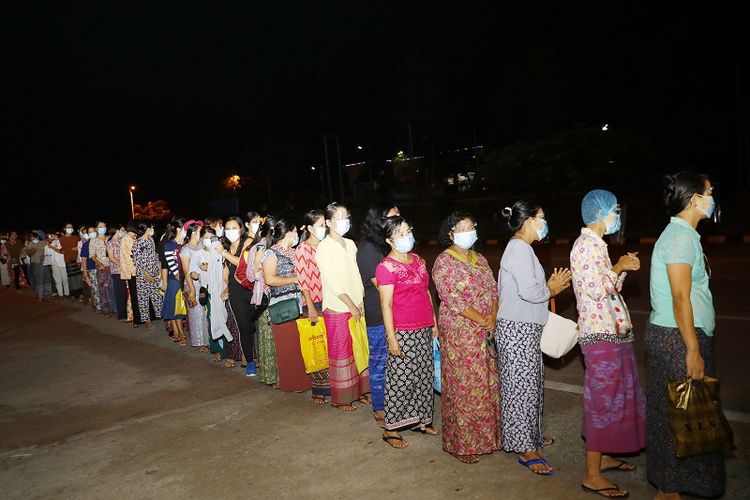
[612,207,622,215]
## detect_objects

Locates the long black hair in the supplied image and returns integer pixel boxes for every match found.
[501,200,541,233]
[185,221,203,242]
[361,202,396,252]
[300,209,325,243]
[663,171,710,216]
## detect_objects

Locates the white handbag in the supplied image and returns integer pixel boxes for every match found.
[540,311,579,358]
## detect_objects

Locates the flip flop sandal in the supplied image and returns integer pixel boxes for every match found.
[601,459,636,472]
[517,456,554,476]
[581,483,628,497]
[382,435,408,449]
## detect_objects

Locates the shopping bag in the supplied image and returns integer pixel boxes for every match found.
[606,276,632,337]
[540,312,579,358]
[667,376,735,458]
[174,289,187,316]
[296,318,329,373]
[433,338,441,393]
[348,316,369,374]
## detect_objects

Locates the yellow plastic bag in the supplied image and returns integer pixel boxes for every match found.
[349,316,369,374]
[296,318,329,373]
[175,289,187,316]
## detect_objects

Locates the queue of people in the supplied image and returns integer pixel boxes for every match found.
[0,171,726,499]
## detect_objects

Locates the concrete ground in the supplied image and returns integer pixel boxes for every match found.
[1,242,748,499]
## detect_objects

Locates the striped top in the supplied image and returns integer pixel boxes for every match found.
[163,240,182,281]
[294,241,323,304]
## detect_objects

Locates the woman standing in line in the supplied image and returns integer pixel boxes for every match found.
[250,220,278,386]
[646,172,725,500]
[181,220,209,351]
[132,223,163,329]
[295,209,331,403]
[90,221,115,317]
[315,202,370,411]
[121,221,142,327]
[377,216,439,449]
[432,211,500,464]
[107,225,128,321]
[570,190,645,498]
[496,201,571,475]
[262,218,311,393]
[357,202,400,427]
[219,216,254,371]
[161,217,188,346]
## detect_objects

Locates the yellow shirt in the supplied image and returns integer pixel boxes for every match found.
[315,237,364,313]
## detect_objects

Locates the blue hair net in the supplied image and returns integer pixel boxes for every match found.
[581,189,618,225]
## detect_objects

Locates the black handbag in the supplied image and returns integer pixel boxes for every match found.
[198,286,209,306]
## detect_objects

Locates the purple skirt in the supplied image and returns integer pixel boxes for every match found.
[581,341,646,453]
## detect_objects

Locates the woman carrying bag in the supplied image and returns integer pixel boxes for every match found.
[646,172,725,499]
[262,217,310,393]
[570,190,645,498]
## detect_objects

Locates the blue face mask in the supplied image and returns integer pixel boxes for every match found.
[697,194,715,218]
[453,230,478,250]
[536,219,548,241]
[605,214,621,235]
[394,234,415,253]
[97,227,106,235]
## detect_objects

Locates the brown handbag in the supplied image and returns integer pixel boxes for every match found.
[667,376,734,458]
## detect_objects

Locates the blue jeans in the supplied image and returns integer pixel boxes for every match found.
[366,324,387,411]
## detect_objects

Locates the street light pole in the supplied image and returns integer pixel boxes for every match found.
[129,186,136,219]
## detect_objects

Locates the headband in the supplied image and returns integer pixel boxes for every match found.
[183,219,204,231]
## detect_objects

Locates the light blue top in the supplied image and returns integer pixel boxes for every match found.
[649,217,715,336]
[497,238,550,325]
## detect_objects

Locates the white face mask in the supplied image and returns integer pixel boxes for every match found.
[214,226,224,238]
[65,228,74,235]
[313,226,326,241]
[249,222,259,235]
[225,229,240,243]
[335,219,350,236]
[81,233,89,241]
[0,240,6,245]
[88,232,97,240]
[290,233,299,247]
[32,239,39,244]
[118,231,125,238]
[203,238,212,249]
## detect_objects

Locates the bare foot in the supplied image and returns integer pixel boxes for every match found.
[452,453,480,464]
[312,396,326,405]
[198,346,209,353]
[374,411,385,428]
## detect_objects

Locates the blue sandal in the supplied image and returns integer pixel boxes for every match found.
[518,456,554,476]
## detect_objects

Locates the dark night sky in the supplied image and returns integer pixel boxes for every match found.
[4,3,748,228]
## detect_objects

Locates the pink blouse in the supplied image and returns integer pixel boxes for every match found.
[375,254,434,331]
